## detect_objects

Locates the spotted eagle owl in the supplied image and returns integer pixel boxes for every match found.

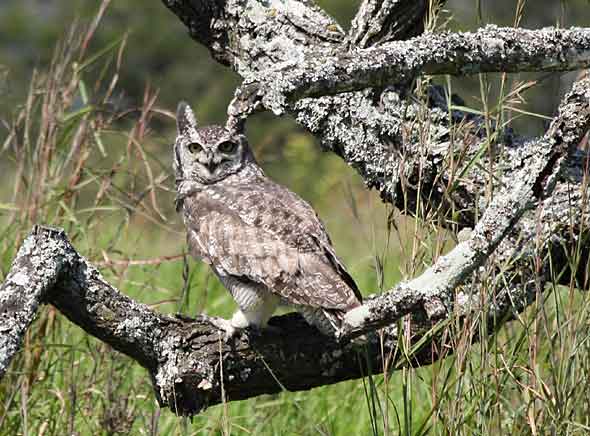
[174,102,362,338]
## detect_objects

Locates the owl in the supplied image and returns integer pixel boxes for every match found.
[174,101,362,338]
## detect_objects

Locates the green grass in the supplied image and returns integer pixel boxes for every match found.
[2,4,590,436]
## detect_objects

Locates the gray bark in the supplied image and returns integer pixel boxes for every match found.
[251,26,590,115]
[1,0,589,417]
[0,227,67,379]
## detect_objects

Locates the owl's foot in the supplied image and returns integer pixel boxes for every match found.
[209,314,282,341]
[209,317,240,341]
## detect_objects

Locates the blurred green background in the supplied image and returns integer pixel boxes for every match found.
[1,1,590,435]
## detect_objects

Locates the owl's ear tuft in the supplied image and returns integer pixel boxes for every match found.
[176,101,198,134]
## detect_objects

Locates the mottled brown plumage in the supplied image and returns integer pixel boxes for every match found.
[174,101,361,337]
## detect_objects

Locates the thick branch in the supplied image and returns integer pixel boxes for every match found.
[160,1,590,235]
[159,3,590,248]
[258,26,590,114]
[0,227,66,378]
[162,0,345,74]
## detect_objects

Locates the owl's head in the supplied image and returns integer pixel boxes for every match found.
[174,102,255,184]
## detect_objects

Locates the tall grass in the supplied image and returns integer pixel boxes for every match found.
[0,4,185,434]
[2,2,590,435]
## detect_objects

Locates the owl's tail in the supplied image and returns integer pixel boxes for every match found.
[300,306,353,339]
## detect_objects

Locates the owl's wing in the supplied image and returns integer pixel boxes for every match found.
[183,182,362,311]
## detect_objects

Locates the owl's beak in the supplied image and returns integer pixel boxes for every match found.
[198,152,217,173]
[204,160,217,172]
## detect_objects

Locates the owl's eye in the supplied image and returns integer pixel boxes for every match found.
[187,143,202,154]
[218,141,237,154]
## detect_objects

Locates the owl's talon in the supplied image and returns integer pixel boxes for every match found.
[209,317,239,342]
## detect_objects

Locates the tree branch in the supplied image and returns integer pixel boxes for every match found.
[171,2,588,254]
[258,26,590,114]
[0,225,546,416]
[0,227,65,378]
[161,0,345,73]
[0,227,454,415]
[159,3,589,246]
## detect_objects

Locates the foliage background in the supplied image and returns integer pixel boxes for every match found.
[1,1,590,435]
